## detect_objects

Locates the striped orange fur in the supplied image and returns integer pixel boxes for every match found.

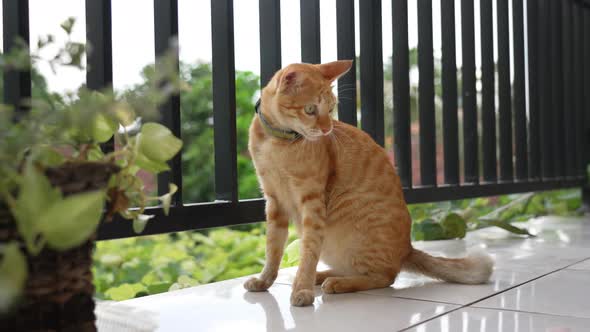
[244,60,494,307]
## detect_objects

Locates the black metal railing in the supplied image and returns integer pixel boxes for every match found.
[3,0,589,241]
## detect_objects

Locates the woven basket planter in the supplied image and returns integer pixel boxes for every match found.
[0,161,119,332]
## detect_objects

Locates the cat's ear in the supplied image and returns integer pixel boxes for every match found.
[278,70,299,93]
[317,60,353,82]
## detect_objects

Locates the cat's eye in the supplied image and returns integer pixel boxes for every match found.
[304,104,317,115]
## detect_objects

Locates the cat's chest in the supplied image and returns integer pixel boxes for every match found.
[253,140,305,176]
[251,140,310,217]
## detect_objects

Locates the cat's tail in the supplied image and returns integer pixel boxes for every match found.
[402,248,494,284]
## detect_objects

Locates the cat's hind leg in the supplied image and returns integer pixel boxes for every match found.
[315,270,340,285]
[321,274,396,294]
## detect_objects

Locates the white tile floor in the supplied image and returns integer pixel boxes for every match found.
[96,216,590,332]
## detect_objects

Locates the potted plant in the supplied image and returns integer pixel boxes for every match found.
[0,19,183,331]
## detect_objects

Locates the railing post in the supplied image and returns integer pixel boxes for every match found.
[359,0,384,146]
[86,0,113,153]
[417,0,437,186]
[211,0,238,203]
[154,0,183,204]
[481,0,496,182]
[461,0,479,184]
[392,0,412,188]
[2,0,31,116]
[259,0,282,87]
[336,0,357,126]
[300,0,321,64]
[581,2,590,212]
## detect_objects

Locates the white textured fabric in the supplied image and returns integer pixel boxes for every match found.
[95,300,159,332]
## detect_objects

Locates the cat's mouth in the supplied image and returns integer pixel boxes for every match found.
[300,128,332,141]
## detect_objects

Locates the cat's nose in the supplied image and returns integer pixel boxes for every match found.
[321,126,333,135]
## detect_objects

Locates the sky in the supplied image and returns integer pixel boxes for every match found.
[0,0,515,93]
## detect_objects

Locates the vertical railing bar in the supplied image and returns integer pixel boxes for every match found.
[300,0,321,63]
[440,0,459,185]
[512,0,528,181]
[259,0,282,87]
[336,0,357,126]
[417,0,436,186]
[550,0,565,179]
[572,2,588,176]
[392,0,412,188]
[86,0,113,153]
[461,0,478,184]
[563,0,575,178]
[154,0,182,204]
[359,0,384,146]
[2,0,31,116]
[527,0,540,180]
[211,0,238,202]
[584,6,590,179]
[480,0,497,182]
[497,0,513,181]
[538,0,554,180]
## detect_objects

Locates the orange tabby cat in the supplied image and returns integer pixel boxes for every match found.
[244,60,494,307]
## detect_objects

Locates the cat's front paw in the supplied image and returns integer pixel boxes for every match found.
[243,277,272,292]
[290,289,315,307]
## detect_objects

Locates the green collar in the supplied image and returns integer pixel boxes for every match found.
[255,99,301,141]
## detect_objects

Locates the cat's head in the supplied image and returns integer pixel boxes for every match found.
[261,60,353,141]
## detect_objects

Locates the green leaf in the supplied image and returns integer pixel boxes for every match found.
[92,113,117,143]
[138,123,182,162]
[38,190,105,250]
[32,146,65,167]
[479,219,535,237]
[0,243,28,313]
[11,163,62,254]
[147,282,173,295]
[134,152,170,173]
[112,102,136,126]
[60,17,76,34]
[105,283,146,301]
[87,146,105,161]
[99,254,123,267]
[133,214,154,234]
[177,275,199,287]
[412,219,446,241]
[281,239,301,267]
[441,213,467,239]
[65,42,85,67]
[159,183,178,215]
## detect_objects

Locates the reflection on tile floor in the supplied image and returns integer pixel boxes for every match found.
[97,216,590,331]
[474,269,590,318]
[405,307,590,332]
[567,258,590,271]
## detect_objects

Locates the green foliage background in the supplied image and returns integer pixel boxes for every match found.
[178,63,260,202]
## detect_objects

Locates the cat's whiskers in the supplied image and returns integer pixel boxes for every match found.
[336,90,357,97]
[335,83,356,91]
[333,126,353,145]
[328,132,343,157]
[336,86,357,93]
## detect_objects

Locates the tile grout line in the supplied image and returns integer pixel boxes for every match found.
[397,256,590,332]
[470,304,590,320]
[357,292,461,306]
